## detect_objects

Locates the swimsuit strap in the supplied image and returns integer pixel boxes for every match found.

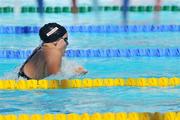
[18,44,43,79]
[18,71,32,80]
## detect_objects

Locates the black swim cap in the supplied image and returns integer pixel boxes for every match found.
[39,23,67,43]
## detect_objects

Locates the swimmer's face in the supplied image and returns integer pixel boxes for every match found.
[53,33,68,49]
[61,33,68,46]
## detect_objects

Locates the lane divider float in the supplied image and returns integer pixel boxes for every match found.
[0,48,180,59]
[0,25,179,34]
[0,5,180,13]
[0,112,180,120]
[0,77,180,90]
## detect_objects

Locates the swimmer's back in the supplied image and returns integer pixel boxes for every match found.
[23,43,62,79]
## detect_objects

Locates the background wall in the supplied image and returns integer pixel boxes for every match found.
[0,0,180,7]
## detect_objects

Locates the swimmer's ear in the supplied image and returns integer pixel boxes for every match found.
[53,42,58,46]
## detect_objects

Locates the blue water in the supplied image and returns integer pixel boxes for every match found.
[0,87,179,114]
[1,57,180,79]
[1,32,180,49]
[0,11,180,114]
[1,12,180,25]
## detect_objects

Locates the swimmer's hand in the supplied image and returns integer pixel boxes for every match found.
[74,67,88,75]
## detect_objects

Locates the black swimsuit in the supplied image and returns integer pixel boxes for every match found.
[18,45,42,80]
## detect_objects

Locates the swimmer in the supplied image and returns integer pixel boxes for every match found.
[18,23,88,80]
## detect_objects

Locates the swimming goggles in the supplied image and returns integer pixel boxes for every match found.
[62,37,69,45]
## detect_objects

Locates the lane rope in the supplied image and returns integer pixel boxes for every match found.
[0,48,180,59]
[0,112,180,120]
[0,77,180,90]
[0,25,179,34]
[0,5,180,13]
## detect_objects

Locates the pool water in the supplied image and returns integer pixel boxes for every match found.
[1,57,180,79]
[0,87,179,114]
[0,11,180,114]
[1,32,180,49]
[1,12,180,25]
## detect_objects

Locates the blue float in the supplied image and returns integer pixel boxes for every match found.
[0,25,180,34]
[1,48,180,59]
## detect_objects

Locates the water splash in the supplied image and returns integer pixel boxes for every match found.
[0,67,20,80]
[1,57,86,80]
[47,57,87,80]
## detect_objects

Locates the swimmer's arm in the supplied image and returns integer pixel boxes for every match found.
[43,44,63,74]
